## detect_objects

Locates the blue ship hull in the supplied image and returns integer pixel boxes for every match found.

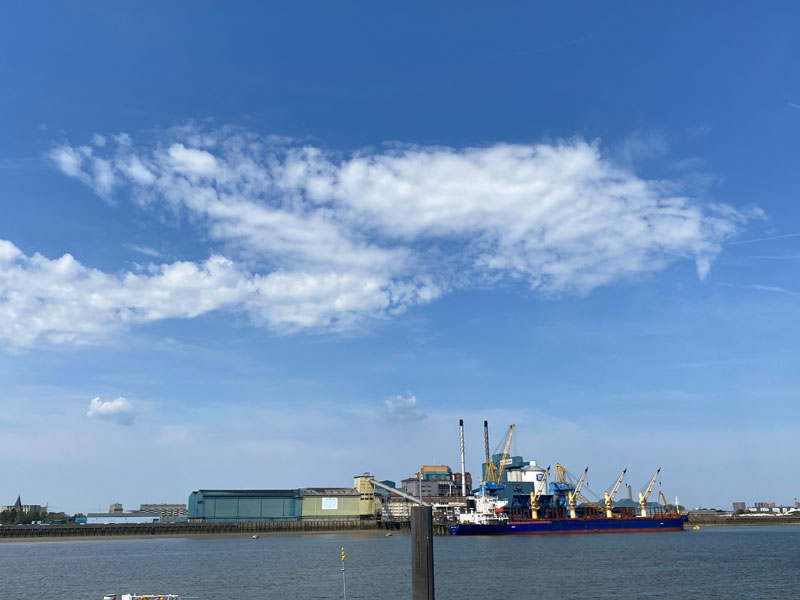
[450,515,687,535]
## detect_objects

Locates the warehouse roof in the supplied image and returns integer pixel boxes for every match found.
[194,489,301,497]
[300,488,359,496]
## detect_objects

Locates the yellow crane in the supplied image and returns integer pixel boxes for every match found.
[657,491,670,515]
[568,467,589,519]
[576,491,606,516]
[604,468,627,518]
[484,424,515,486]
[638,468,661,517]
[554,462,568,484]
[529,465,550,520]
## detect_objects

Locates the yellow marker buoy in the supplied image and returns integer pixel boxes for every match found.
[252,534,259,539]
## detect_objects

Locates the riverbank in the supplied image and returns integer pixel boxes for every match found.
[0,519,410,541]
[687,515,800,527]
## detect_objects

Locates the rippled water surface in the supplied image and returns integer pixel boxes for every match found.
[2,526,799,599]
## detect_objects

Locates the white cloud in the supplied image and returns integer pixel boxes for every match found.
[385,392,426,422]
[49,145,87,178]
[2,126,753,350]
[167,143,218,176]
[0,239,437,349]
[87,396,135,426]
[124,243,162,257]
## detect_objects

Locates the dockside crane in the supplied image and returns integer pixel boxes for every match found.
[657,491,670,515]
[555,463,607,517]
[568,467,588,519]
[484,424,515,490]
[638,468,661,517]
[529,465,550,520]
[604,468,627,518]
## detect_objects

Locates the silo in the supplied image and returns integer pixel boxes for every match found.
[520,461,548,496]
[353,474,376,519]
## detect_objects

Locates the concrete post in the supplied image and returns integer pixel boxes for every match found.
[411,505,434,600]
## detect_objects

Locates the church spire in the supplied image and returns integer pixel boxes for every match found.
[14,495,22,510]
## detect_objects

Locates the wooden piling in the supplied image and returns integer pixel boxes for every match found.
[411,506,434,600]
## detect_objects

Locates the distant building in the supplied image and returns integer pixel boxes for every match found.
[453,471,473,493]
[188,478,376,523]
[420,465,453,481]
[732,502,746,512]
[109,503,124,513]
[86,512,160,524]
[754,502,776,511]
[139,503,188,518]
[687,509,720,519]
[401,465,472,499]
[402,477,433,498]
[372,480,397,497]
[2,495,46,514]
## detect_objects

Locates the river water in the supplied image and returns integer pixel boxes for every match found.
[1,526,798,599]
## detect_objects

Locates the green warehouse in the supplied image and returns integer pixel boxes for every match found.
[188,489,302,522]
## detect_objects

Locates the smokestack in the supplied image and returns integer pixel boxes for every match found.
[483,421,490,465]
[459,419,466,497]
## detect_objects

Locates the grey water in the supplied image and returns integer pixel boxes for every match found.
[1,526,798,599]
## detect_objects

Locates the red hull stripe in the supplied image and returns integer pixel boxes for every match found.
[479,527,685,535]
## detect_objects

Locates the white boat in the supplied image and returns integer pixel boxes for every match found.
[457,494,509,525]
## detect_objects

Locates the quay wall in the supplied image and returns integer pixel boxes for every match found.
[686,515,800,526]
[1,519,410,540]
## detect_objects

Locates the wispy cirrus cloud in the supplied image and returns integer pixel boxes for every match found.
[124,243,162,257]
[0,125,754,350]
[385,392,427,422]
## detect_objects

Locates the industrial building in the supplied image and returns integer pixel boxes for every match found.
[401,465,472,499]
[86,512,161,524]
[84,502,188,524]
[300,488,360,521]
[481,453,548,508]
[139,503,188,522]
[188,476,378,523]
[188,489,303,522]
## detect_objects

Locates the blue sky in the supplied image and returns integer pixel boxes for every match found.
[1,3,799,513]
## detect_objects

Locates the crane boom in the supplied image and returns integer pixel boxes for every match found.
[576,491,606,515]
[529,465,550,520]
[657,491,669,514]
[574,468,588,495]
[568,467,588,519]
[609,469,627,500]
[604,468,627,518]
[638,468,661,517]
[494,424,516,483]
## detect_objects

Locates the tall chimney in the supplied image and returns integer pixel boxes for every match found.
[483,420,490,467]
[459,419,467,497]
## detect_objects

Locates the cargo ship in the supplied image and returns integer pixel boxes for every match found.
[449,493,687,535]
[449,421,687,536]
